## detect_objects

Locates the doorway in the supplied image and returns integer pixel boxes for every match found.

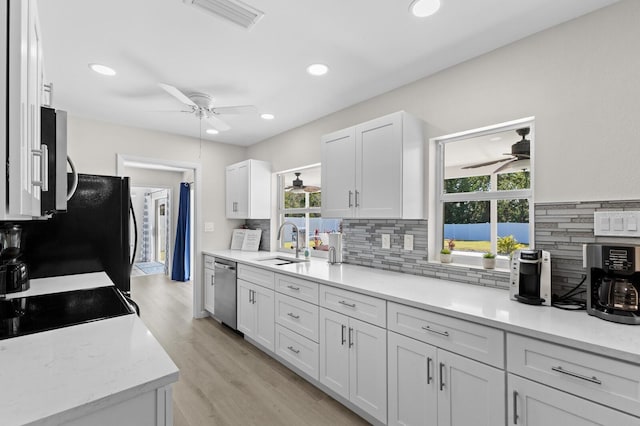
[131,186,171,277]
[117,154,203,319]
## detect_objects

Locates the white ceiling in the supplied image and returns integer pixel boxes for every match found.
[37,0,620,147]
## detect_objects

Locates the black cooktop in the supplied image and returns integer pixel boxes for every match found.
[0,286,135,340]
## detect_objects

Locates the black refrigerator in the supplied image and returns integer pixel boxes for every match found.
[16,174,133,294]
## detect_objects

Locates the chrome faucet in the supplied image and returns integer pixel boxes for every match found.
[277,221,301,258]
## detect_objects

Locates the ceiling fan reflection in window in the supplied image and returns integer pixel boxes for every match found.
[462,128,530,173]
[285,173,321,193]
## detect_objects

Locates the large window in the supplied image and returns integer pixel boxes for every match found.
[277,164,341,257]
[432,118,534,268]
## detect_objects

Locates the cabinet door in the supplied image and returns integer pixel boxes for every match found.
[203,268,215,314]
[388,331,437,426]
[349,317,387,424]
[226,163,248,218]
[321,128,356,218]
[319,308,350,400]
[355,112,403,218]
[253,285,275,352]
[437,349,505,426]
[236,280,255,336]
[508,374,637,426]
[27,0,42,216]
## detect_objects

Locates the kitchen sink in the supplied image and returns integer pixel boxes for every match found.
[0,286,135,340]
[255,256,308,266]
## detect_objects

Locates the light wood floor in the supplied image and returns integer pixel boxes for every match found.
[131,274,369,426]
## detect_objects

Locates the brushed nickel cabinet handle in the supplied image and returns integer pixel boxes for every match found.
[551,366,602,385]
[421,325,450,337]
[341,324,346,345]
[348,327,354,348]
[355,190,360,207]
[513,391,519,424]
[427,357,433,385]
[287,285,300,291]
[348,190,353,208]
[439,363,445,391]
[287,312,300,320]
[339,300,356,308]
[287,346,300,354]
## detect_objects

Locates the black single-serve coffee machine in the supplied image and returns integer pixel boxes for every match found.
[509,249,551,306]
[586,244,640,325]
[0,224,30,295]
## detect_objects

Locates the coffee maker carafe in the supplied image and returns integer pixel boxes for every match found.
[509,249,551,306]
[0,224,30,294]
[586,244,640,324]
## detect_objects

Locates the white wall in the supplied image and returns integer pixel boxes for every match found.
[67,115,247,251]
[248,0,640,204]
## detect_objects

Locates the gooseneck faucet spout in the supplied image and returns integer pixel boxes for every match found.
[277,221,301,258]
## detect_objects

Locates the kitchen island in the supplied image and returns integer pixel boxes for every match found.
[0,273,179,426]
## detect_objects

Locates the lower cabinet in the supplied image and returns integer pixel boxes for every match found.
[237,278,275,352]
[508,374,638,426]
[319,307,387,424]
[203,266,215,315]
[388,331,505,426]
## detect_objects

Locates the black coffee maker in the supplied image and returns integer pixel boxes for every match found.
[586,244,640,325]
[0,224,30,295]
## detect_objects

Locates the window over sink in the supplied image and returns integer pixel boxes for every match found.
[277,164,341,258]
[430,117,535,269]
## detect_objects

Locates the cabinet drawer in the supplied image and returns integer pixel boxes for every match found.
[388,302,504,368]
[238,264,275,289]
[319,285,386,327]
[275,293,319,343]
[275,273,319,304]
[508,333,640,417]
[275,324,319,380]
[203,255,215,269]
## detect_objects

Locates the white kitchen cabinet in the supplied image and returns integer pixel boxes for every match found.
[319,307,387,424]
[321,111,424,219]
[508,374,637,426]
[388,331,505,426]
[203,256,215,315]
[225,159,271,219]
[2,0,46,219]
[237,278,275,352]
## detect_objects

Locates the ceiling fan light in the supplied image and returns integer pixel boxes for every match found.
[89,63,116,76]
[410,0,441,18]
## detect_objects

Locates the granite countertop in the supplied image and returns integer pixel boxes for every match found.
[0,272,179,426]
[205,250,640,365]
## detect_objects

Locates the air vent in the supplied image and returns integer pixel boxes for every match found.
[183,0,264,30]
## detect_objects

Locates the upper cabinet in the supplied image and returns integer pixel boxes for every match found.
[2,0,46,219]
[321,111,425,219]
[226,159,272,219]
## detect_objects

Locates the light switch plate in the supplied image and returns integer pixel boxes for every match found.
[204,222,215,232]
[404,234,414,251]
[381,234,391,249]
[594,211,640,237]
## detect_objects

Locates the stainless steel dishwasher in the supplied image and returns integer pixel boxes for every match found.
[213,258,237,330]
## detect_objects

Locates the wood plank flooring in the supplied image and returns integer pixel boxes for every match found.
[131,274,369,426]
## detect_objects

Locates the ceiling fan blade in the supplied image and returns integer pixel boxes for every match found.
[304,186,321,193]
[462,157,511,169]
[205,114,231,131]
[158,83,197,107]
[211,105,258,115]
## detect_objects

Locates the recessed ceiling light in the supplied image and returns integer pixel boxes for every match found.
[88,63,117,76]
[410,0,441,17]
[306,63,329,76]
[206,128,219,135]
[261,113,275,120]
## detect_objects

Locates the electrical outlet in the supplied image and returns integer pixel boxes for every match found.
[404,234,414,251]
[204,222,215,232]
[381,234,391,249]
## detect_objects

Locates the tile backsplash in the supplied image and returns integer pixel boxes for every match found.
[340,199,640,294]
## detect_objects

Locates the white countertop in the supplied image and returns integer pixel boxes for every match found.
[0,273,179,426]
[205,250,640,365]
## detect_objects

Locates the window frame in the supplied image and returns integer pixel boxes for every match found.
[430,117,535,269]
[276,163,328,259]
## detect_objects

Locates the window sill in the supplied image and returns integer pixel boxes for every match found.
[428,259,510,274]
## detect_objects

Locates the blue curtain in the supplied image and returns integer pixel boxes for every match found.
[172,183,191,281]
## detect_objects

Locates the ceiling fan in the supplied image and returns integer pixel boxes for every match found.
[158,83,257,131]
[285,173,321,193]
[462,127,531,173]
